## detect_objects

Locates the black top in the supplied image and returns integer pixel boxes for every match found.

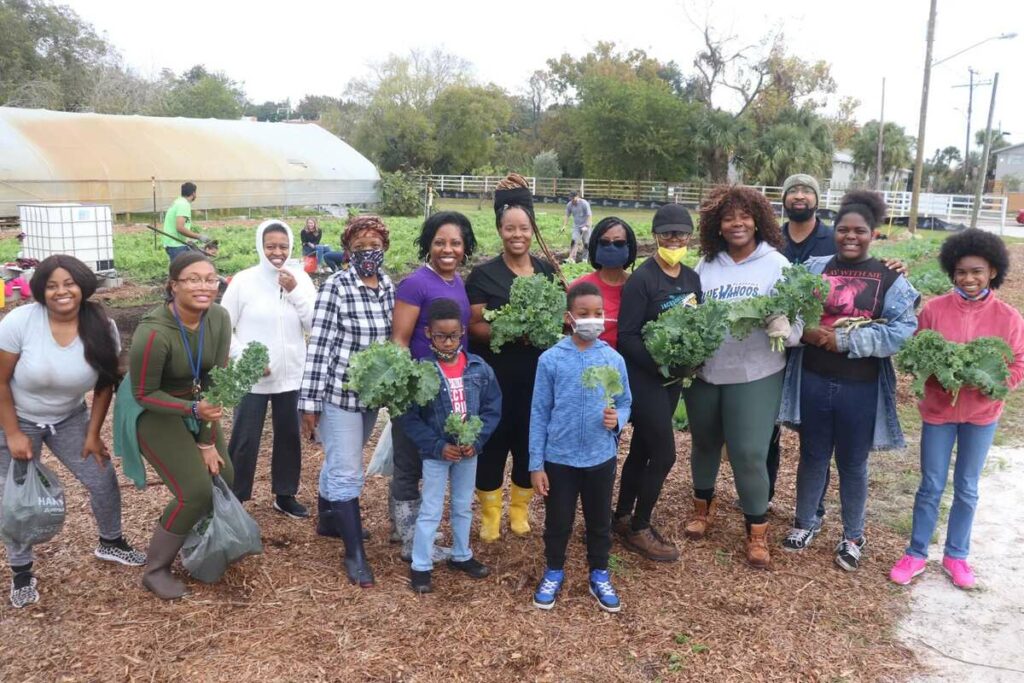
[300,228,322,256]
[466,254,556,381]
[617,257,702,377]
[803,257,899,381]
[782,218,836,264]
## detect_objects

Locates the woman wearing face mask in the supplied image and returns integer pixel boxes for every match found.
[300,215,394,588]
[569,217,638,349]
[682,186,803,570]
[613,204,701,562]
[390,211,478,561]
[221,220,316,518]
[300,217,345,272]
[466,173,556,543]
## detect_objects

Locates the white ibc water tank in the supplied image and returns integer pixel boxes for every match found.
[17,203,115,273]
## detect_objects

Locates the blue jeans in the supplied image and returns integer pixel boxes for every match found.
[165,245,190,261]
[314,245,345,270]
[317,404,378,502]
[411,456,477,571]
[795,369,877,540]
[908,421,998,560]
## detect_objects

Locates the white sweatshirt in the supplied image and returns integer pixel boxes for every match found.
[221,220,317,394]
[695,241,803,385]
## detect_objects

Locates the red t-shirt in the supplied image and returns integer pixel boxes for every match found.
[439,352,468,416]
[570,271,624,348]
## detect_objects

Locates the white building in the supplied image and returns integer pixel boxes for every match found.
[992,143,1024,182]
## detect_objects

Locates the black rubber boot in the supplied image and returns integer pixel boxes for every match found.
[318,495,370,540]
[331,498,374,588]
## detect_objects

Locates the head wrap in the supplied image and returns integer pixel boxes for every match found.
[342,215,390,251]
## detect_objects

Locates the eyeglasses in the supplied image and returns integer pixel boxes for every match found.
[430,332,462,344]
[598,239,627,248]
[177,276,220,288]
[786,185,815,196]
[657,231,691,241]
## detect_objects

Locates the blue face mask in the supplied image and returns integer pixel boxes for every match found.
[955,287,990,301]
[595,241,629,268]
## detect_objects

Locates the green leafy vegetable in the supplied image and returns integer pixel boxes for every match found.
[344,342,441,416]
[727,264,832,352]
[896,330,1013,404]
[582,365,624,408]
[642,298,729,386]
[483,275,566,353]
[206,342,270,409]
[444,413,484,446]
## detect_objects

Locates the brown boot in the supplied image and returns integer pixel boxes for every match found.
[141,525,187,600]
[624,526,680,562]
[684,497,716,540]
[612,513,632,541]
[746,523,771,569]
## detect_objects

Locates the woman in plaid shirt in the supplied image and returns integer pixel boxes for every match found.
[300,216,394,588]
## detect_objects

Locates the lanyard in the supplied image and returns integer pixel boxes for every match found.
[171,301,206,400]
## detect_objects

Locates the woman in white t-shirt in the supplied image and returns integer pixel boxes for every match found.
[0,255,145,609]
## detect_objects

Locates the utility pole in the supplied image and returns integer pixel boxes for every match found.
[965,67,975,166]
[971,72,999,230]
[875,78,886,191]
[909,0,938,234]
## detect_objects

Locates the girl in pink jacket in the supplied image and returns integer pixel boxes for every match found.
[890,229,1024,589]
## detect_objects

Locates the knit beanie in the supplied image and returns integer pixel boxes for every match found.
[782,174,820,202]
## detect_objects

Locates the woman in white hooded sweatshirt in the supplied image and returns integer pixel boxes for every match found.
[681,186,802,569]
[221,220,316,518]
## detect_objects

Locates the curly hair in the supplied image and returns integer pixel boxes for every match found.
[416,211,477,261]
[698,185,782,261]
[342,215,390,251]
[938,228,1010,289]
[836,190,887,229]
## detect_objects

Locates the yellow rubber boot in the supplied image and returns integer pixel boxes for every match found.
[476,489,502,543]
[508,484,533,536]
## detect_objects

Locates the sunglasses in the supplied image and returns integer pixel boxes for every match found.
[598,239,628,248]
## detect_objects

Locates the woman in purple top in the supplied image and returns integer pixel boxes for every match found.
[389,211,478,560]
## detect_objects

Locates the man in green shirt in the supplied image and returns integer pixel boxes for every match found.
[163,182,204,260]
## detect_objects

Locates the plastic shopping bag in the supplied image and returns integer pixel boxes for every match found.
[366,418,394,477]
[0,459,66,550]
[303,254,318,274]
[180,476,263,583]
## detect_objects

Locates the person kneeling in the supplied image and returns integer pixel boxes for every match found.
[397,299,502,594]
[530,282,632,613]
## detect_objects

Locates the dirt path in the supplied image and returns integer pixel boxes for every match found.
[899,446,1024,682]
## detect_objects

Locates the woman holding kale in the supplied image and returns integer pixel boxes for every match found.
[890,229,1023,589]
[466,173,555,543]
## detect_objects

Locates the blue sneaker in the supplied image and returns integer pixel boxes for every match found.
[589,569,621,613]
[533,568,564,610]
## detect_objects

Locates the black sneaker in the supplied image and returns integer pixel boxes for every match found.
[835,537,866,572]
[782,524,821,552]
[94,537,147,566]
[410,569,432,594]
[447,557,491,579]
[274,495,310,519]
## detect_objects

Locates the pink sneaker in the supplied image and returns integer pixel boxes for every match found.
[889,554,927,585]
[942,556,976,589]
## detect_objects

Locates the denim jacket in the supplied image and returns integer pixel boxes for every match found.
[396,352,502,460]
[778,256,920,451]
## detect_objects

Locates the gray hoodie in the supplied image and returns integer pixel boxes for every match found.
[695,241,803,385]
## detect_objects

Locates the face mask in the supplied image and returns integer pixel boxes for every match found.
[955,287,989,301]
[657,246,688,266]
[595,242,629,268]
[350,249,385,278]
[432,343,462,362]
[570,314,604,342]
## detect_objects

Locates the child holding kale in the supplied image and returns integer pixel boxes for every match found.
[397,298,502,594]
[529,282,632,613]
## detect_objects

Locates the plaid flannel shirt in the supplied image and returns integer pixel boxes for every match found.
[299,268,395,413]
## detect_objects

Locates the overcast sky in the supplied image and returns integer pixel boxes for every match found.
[66,0,1022,158]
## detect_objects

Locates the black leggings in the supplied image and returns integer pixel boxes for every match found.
[615,368,681,531]
[476,371,534,491]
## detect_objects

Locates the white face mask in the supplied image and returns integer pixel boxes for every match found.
[570,314,605,342]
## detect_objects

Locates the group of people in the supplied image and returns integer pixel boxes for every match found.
[0,173,1021,613]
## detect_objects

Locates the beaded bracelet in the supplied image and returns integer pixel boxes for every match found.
[190,401,200,420]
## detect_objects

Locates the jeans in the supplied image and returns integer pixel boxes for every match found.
[544,458,616,571]
[795,369,877,540]
[318,404,378,502]
[314,245,345,270]
[228,391,301,501]
[165,245,190,261]
[767,424,829,518]
[411,456,477,571]
[908,421,998,560]
[390,420,423,503]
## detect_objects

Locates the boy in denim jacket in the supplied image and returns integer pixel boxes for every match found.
[397,298,502,593]
[529,282,632,612]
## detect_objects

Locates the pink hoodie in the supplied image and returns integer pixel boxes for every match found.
[917,291,1024,425]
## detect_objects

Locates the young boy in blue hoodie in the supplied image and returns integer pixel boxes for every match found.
[397,298,502,594]
[529,281,632,612]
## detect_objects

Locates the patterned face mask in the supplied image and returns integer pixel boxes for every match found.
[350,248,385,278]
